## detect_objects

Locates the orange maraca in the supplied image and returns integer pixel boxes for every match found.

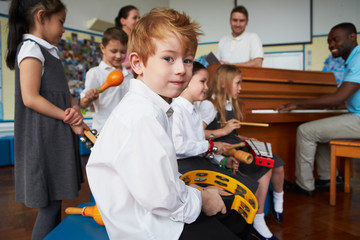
[83,70,124,102]
[65,205,104,225]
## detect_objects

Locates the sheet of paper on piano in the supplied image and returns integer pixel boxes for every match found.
[252,109,349,114]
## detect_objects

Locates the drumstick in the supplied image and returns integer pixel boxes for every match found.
[224,142,246,149]
[217,121,269,127]
[83,70,124,103]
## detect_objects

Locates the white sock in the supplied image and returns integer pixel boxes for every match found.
[253,213,272,238]
[273,191,284,213]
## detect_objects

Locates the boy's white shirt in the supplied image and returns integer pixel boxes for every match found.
[80,61,132,132]
[86,79,201,240]
[172,97,224,163]
[172,96,209,158]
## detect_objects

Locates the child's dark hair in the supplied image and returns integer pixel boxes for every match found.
[6,0,66,70]
[192,61,206,75]
[114,5,138,29]
[102,27,128,46]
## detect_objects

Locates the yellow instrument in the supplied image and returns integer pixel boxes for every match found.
[180,170,258,224]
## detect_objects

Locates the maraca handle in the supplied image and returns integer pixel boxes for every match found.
[97,86,105,93]
[82,89,100,103]
[65,207,84,215]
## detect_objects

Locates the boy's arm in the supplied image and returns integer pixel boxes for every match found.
[172,112,209,158]
[80,88,99,108]
[117,116,202,223]
[80,69,100,108]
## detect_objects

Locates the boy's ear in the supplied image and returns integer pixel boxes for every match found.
[129,52,143,77]
[99,44,105,54]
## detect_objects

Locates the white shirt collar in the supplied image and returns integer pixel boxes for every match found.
[225,100,233,111]
[130,79,172,115]
[99,61,131,77]
[23,34,59,53]
[173,96,195,114]
[233,31,247,41]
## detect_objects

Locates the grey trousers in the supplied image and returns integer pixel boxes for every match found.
[295,113,360,191]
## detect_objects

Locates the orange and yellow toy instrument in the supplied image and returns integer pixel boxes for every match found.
[65,205,104,226]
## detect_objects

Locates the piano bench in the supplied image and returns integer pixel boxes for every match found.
[329,139,360,206]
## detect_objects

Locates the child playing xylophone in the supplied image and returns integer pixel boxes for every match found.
[199,64,285,240]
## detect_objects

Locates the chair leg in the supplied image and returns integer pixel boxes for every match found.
[344,158,351,193]
[330,145,337,206]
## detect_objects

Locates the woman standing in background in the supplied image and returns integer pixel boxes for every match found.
[114,5,140,72]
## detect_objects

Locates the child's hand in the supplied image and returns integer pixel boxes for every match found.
[276,102,297,112]
[70,122,90,136]
[201,188,227,216]
[214,142,231,155]
[205,185,232,196]
[64,107,83,126]
[225,156,239,171]
[84,89,99,102]
[222,119,241,135]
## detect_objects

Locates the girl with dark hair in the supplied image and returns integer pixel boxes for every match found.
[114,5,140,72]
[6,0,88,239]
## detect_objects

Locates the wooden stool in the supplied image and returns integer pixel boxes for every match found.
[330,139,360,206]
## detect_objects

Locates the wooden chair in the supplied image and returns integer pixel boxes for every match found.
[330,139,360,206]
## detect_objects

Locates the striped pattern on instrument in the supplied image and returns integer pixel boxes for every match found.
[245,139,273,158]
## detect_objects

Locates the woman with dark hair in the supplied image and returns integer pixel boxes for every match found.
[114,5,140,72]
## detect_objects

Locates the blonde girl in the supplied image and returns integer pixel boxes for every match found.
[199,64,285,240]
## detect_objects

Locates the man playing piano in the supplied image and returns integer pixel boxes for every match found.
[277,22,360,196]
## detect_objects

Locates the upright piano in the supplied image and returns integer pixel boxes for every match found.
[207,64,346,182]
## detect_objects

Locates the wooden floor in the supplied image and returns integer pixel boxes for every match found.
[0,156,359,240]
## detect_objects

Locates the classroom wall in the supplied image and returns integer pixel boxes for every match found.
[1,0,360,120]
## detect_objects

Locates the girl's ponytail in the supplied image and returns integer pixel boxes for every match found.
[6,0,27,69]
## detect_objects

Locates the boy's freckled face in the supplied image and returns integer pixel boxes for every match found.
[141,34,194,100]
[101,40,127,69]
